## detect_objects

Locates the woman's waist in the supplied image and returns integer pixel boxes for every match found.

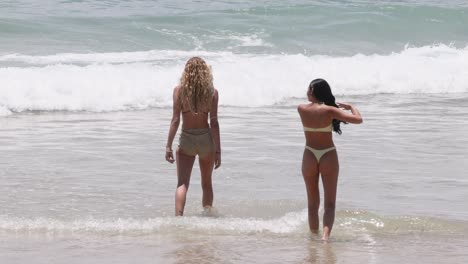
[304,140,335,149]
[181,127,211,135]
[181,117,209,129]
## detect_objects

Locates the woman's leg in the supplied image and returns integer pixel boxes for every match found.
[199,151,215,208]
[319,150,339,240]
[302,149,320,233]
[175,150,196,216]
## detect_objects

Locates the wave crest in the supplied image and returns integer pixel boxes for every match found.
[1,45,467,114]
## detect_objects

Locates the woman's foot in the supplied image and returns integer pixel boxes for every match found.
[202,206,218,217]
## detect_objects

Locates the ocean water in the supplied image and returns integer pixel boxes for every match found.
[1,0,468,263]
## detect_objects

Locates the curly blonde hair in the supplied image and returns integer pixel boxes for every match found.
[178,57,214,113]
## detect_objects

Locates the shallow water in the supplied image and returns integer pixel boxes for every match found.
[1,94,468,263]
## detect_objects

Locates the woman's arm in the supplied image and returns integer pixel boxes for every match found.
[210,89,221,169]
[331,102,363,124]
[165,88,181,163]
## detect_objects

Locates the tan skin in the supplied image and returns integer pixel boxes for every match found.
[298,89,362,240]
[165,87,221,216]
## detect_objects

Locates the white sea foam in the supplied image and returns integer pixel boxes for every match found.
[0,105,12,116]
[0,63,178,113]
[0,45,467,114]
[141,27,272,50]
[223,33,272,47]
[0,50,231,65]
[1,210,461,235]
[0,210,308,235]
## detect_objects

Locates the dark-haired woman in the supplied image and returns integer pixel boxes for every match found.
[298,79,362,240]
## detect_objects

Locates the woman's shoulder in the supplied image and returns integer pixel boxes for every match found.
[298,103,335,116]
[297,103,308,110]
[211,88,219,102]
[297,103,313,113]
[171,86,178,99]
[321,104,340,114]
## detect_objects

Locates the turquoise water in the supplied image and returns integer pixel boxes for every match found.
[1,0,468,55]
[1,0,468,116]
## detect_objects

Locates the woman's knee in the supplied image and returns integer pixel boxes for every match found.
[324,202,336,212]
[177,181,190,189]
[308,199,320,210]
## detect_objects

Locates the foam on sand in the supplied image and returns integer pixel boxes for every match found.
[1,209,465,236]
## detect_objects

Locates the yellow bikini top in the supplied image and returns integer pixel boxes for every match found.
[303,124,332,132]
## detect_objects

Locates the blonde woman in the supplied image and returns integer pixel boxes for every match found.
[165,57,221,216]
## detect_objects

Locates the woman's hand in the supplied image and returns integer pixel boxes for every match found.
[166,147,175,163]
[337,102,352,110]
[215,152,221,169]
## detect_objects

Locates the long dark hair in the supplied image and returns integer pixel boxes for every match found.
[309,79,345,134]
